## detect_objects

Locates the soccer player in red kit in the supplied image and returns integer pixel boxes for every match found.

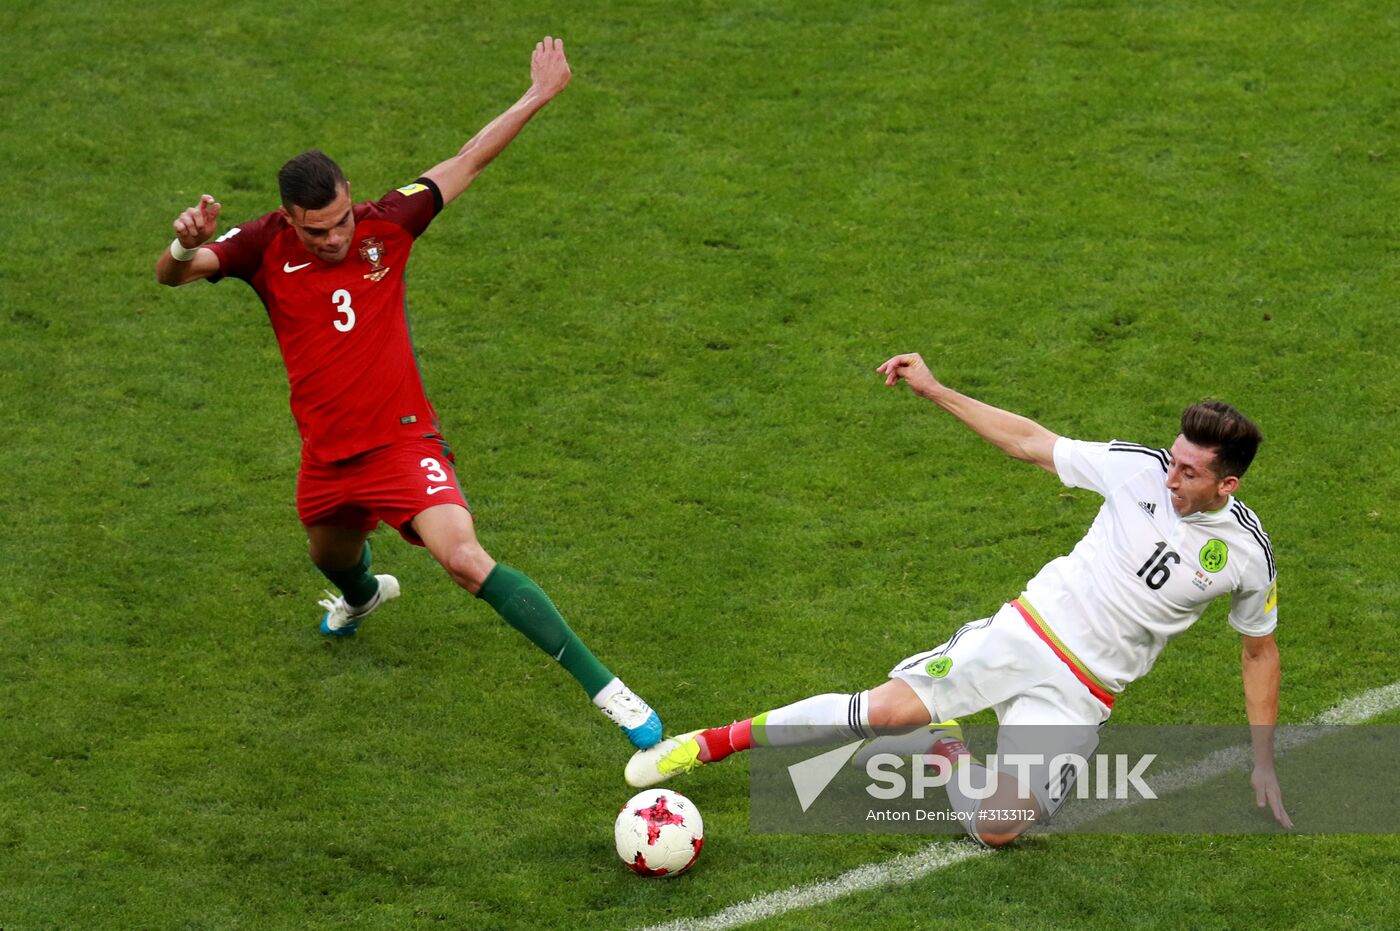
[154,38,662,749]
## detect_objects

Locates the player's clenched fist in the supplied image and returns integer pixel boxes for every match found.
[530,36,571,99]
[172,194,221,248]
[877,352,942,398]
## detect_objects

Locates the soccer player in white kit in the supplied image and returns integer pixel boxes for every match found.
[626,351,1291,845]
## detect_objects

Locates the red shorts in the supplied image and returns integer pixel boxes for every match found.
[296,436,471,546]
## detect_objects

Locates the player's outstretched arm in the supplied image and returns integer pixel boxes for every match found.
[422,36,572,207]
[155,194,223,286]
[877,352,1059,474]
[1241,632,1293,828]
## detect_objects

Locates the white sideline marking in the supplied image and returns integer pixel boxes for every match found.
[1314,679,1400,725]
[1054,677,1400,830]
[637,678,1400,931]
[640,843,990,931]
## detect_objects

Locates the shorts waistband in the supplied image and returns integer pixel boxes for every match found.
[1011,597,1116,710]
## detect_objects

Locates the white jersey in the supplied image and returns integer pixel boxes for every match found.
[1020,437,1278,693]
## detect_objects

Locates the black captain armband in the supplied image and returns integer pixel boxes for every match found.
[393,177,444,215]
[415,176,444,215]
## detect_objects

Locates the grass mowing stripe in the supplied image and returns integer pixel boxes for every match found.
[640,678,1400,931]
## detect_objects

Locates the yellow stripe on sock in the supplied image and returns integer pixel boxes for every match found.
[751,712,770,747]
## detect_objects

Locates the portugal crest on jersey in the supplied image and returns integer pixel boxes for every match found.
[359,237,390,281]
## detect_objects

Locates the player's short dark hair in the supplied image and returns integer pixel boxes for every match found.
[1180,400,1262,479]
[278,150,346,210]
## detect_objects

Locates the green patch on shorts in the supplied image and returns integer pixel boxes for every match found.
[925,657,953,678]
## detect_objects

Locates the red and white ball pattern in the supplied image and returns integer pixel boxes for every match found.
[614,789,705,877]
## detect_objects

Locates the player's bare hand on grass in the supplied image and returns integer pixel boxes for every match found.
[877,352,941,398]
[531,36,571,99]
[1251,765,1293,829]
[172,194,221,248]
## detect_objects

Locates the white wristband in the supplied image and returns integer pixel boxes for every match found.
[170,238,201,262]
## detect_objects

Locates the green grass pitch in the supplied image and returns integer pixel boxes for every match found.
[3,0,1399,928]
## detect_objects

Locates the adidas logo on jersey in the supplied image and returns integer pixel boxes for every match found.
[1138,501,1157,516]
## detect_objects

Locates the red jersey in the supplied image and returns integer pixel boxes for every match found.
[205,179,444,464]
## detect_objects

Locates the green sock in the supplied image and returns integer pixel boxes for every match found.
[316,540,379,609]
[476,564,615,697]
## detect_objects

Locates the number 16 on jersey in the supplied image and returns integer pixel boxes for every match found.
[1136,541,1180,590]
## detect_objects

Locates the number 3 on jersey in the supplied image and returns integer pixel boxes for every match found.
[332,289,356,332]
[421,458,452,496]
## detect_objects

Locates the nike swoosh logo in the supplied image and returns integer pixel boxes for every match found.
[283,261,312,273]
[426,485,451,495]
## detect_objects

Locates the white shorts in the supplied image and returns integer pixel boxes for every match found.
[889,602,1111,818]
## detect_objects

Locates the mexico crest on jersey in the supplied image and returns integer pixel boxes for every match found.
[359,237,390,281]
[1199,539,1229,573]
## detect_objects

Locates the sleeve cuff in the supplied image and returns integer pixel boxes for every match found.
[204,245,225,283]
[1052,436,1075,486]
[1230,618,1278,638]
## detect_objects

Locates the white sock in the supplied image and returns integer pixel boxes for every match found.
[756,692,873,747]
[591,676,624,708]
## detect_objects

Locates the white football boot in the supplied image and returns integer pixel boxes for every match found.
[318,575,400,637]
[625,730,705,788]
[596,680,664,749]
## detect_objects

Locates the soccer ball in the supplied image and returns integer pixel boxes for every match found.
[614,788,705,877]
